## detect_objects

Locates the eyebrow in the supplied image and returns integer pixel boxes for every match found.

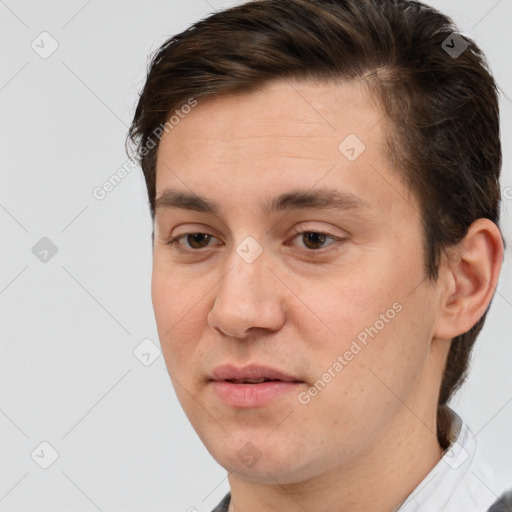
[154,187,371,215]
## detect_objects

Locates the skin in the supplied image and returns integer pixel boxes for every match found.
[151,79,503,511]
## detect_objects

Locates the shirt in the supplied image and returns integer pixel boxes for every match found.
[211,406,511,512]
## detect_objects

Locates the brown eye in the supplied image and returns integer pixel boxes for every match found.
[186,233,212,249]
[301,232,328,250]
[165,232,219,249]
[291,230,341,251]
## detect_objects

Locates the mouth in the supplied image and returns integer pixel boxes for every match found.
[208,364,305,408]
[223,377,296,384]
[209,363,302,383]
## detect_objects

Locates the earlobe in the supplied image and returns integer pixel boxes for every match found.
[433,218,504,340]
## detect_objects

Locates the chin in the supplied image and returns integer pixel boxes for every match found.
[205,437,320,485]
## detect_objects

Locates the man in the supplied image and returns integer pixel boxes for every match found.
[127,0,511,510]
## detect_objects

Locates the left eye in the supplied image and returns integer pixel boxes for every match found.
[291,231,339,250]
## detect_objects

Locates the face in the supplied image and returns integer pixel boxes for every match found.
[152,79,448,485]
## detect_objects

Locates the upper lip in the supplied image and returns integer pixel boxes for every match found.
[210,364,302,382]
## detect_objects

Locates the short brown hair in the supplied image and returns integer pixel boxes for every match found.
[127,0,502,448]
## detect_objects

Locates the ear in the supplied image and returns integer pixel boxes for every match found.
[433,218,504,340]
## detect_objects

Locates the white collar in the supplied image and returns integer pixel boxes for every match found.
[395,406,499,512]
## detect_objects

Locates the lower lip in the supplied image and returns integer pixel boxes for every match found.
[210,380,303,408]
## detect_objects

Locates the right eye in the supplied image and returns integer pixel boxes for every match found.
[165,232,222,250]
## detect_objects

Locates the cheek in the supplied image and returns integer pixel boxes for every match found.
[290,263,405,354]
[294,297,432,448]
[293,255,431,394]
[151,257,206,324]
[151,264,207,370]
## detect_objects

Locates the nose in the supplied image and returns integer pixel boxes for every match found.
[207,245,287,339]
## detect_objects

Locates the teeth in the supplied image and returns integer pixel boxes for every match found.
[230,378,269,384]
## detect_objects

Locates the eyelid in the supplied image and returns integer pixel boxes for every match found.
[288,226,345,251]
[289,223,345,237]
[165,232,222,248]
[162,223,223,247]
[289,222,348,239]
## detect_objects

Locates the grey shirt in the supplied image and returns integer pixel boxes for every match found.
[211,489,512,512]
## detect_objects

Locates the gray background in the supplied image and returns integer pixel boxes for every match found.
[1,0,511,510]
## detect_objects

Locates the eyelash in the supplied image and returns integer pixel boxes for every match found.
[164,229,344,253]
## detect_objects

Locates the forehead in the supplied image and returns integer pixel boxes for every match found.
[154,78,416,218]
[157,78,383,163]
